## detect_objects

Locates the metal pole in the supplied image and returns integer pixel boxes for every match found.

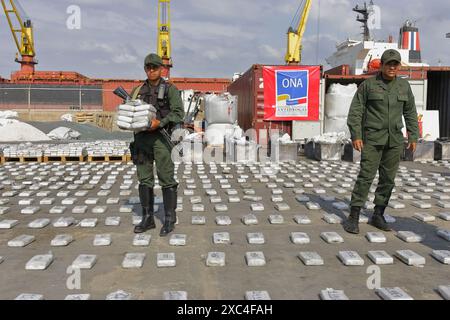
[28,84,31,120]
[315,0,321,65]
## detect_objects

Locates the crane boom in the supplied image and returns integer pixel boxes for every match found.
[285,0,312,65]
[1,0,37,72]
[157,0,172,78]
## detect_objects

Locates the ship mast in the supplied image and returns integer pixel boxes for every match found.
[353,1,373,41]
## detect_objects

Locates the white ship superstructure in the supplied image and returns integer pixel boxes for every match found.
[326,2,429,75]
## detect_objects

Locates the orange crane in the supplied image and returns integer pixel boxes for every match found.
[1,0,37,72]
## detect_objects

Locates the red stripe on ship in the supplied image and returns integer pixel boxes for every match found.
[402,32,409,49]
[416,32,421,51]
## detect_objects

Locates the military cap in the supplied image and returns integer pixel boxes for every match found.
[381,49,402,64]
[144,53,163,67]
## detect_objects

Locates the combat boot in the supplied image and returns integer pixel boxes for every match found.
[343,206,361,234]
[134,184,156,233]
[370,205,391,231]
[160,186,177,237]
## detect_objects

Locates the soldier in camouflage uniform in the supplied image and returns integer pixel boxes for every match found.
[344,49,419,234]
[131,53,184,236]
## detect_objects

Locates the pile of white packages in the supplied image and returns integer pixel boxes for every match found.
[116,100,157,131]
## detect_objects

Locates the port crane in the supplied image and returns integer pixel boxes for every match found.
[1,0,37,72]
[157,0,172,78]
[285,0,312,65]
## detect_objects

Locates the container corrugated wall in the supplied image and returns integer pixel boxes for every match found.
[102,81,142,112]
[427,71,450,138]
[171,78,231,93]
[102,78,232,112]
[227,64,292,142]
[0,83,102,110]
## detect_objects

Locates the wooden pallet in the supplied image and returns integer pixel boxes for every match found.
[43,155,87,163]
[106,155,127,162]
[1,156,43,163]
[74,112,95,124]
[95,113,115,132]
[87,155,128,162]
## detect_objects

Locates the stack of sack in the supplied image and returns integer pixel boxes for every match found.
[204,93,238,146]
[116,100,157,131]
[324,83,358,138]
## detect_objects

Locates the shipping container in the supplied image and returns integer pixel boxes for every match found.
[427,70,450,138]
[325,78,426,113]
[101,78,231,112]
[171,77,230,93]
[409,79,428,112]
[2,68,231,113]
[322,65,441,136]
[101,80,142,112]
[0,83,102,111]
[10,70,95,85]
[227,64,293,143]
[324,65,431,81]
[204,94,237,125]
[292,78,326,140]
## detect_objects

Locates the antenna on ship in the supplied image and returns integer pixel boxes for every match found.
[353,1,372,41]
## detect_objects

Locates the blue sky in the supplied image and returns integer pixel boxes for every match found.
[1,0,449,79]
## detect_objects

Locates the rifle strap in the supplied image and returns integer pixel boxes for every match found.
[130,84,144,101]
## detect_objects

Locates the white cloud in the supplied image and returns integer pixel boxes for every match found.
[80,42,114,53]
[173,20,254,41]
[0,0,448,79]
[112,53,138,64]
[203,50,221,61]
[259,44,284,60]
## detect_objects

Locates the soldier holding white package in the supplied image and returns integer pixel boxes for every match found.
[116,53,184,236]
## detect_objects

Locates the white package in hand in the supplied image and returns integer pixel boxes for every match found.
[117,103,156,131]
[133,116,149,123]
[134,104,152,112]
[118,110,151,120]
[118,104,136,112]
[118,110,135,117]
[133,110,150,117]
[131,121,149,129]
[117,121,132,129]
[117,115,134,123]
[118,103,150,112]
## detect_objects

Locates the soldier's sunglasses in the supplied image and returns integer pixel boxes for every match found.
[146,64,161,70]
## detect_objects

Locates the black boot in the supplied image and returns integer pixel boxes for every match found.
[160,186,177,237]
[343,206,361,234]
[134,185,155,233]
[370,206,391,231]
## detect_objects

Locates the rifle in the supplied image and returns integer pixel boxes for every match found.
[113,86,132,103]
[113,86,184,157]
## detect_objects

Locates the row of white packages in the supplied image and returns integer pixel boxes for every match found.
[118,110,150,118]
[118,104,153,112]
[117,120,149,130]
[116,103,157,131]
[117,115,149,124]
